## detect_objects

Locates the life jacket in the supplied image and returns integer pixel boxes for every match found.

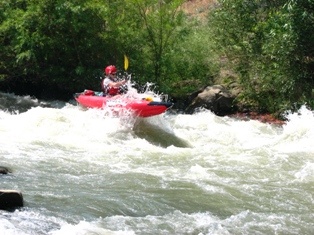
[101,79,118,96]
[108,87,119,96]
[101,78,126,96]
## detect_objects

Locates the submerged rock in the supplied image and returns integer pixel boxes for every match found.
[0,166,11,174]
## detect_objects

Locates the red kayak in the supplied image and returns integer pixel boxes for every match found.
[74,90,173,117]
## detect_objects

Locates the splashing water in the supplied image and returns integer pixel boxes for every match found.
[0,93,313,235]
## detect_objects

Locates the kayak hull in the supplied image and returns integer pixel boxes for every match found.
[74,92,172,118]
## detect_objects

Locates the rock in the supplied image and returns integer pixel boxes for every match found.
[0,190,24,210]
[185,85,236,115]
[0,166,12,174]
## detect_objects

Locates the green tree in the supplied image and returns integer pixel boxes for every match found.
[163,18,219,96]
[289,0,314,108]
[127,0,185,84]
[1,0,112,93]
[209,0,314,114]
[1,0,264,104]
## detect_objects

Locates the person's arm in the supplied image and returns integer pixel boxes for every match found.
[109,79,127,88]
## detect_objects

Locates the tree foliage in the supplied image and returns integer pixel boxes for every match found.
[1,0,209,94]
[209,0,314,113]
[125,0,217,94]
[1,0,107,88]
[128,0,185,81]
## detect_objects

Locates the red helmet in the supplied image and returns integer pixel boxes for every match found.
[104,65,117,75]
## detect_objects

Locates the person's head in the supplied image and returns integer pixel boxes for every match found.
[104,65,117,77]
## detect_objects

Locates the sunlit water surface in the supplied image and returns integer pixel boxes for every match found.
[0,93,313,235]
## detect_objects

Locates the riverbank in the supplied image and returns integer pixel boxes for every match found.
[229,112,286,125]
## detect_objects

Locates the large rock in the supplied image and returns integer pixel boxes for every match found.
[185,85,236,115]
[0,190,23,210]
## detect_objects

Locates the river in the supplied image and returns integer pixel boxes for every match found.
[0,92,313,234]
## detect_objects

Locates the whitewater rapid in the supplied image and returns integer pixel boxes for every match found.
[0,93,313,234]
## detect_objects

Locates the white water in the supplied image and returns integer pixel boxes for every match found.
[0,93,313,235]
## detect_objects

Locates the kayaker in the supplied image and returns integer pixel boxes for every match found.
[101,65,128,96]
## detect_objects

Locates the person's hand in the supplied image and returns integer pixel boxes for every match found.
[121,80,127,85]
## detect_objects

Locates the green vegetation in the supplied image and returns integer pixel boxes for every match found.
[1,0,313,115]
[209,0,314,114]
